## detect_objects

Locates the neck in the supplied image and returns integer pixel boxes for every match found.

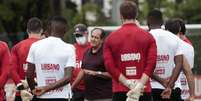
[51,33,63,38]
[122,19,135,25]
[180,35,186,40]
[28,33,41,39]
[92,44,102,54]
[149,25,161,30]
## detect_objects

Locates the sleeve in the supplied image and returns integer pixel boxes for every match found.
[175,38,184,56]
[189,46,194,68]
[0,43,11,88]
[26,44,35,64]
[10,46,21,84]
[65,45,76,68]
[143,36,157,77]
[103,38,121,81]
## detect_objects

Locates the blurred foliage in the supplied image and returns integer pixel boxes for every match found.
[0,0,51,33]
[63,2,113,43]
[188,34,201,72]
[138,0,201,24]
[0,0,200,44]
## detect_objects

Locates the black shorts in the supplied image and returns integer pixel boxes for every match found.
[32,98,69,101]
[152,88,183,101]
[14,95,22,101]
[112,92,152,101]
[71,88,85,101]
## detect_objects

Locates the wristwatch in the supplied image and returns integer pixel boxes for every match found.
[97,71,102,75]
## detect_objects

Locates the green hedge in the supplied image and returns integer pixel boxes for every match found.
[188,34,201,74]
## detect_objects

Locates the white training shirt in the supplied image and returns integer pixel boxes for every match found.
[149,28,184,89]
[27,36,76,99]
[175,41,194,99]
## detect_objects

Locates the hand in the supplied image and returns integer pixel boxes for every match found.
[16,80,29,91]
[32,86,48,96]
[20,90,33,101]
[161,78,169,88]
[84,69,97,76]
[126,79,138,89]
[186,96,194,101]
[126,96,138,101]
[126,82,144,101]
[21,80,29,89]
[161,87,172,99]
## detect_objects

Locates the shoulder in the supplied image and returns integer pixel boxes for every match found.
[182,41,194,51]
[64,43,75,51]
[0,41,9,54]
[11,39,27,50]
[0,41,9,49]
[66,43,75,49]
[31,38,48,47]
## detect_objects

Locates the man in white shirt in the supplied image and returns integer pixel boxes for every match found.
[147,9,184,101]
[26,16,76,101]
[165,19,195,101]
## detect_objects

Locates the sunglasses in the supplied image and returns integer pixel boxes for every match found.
[75,34,83,37]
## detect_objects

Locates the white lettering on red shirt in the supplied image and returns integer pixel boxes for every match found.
[121,53,141,62]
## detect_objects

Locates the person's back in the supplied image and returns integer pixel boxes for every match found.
[28,36,75,99]
[0,41,10,101]
[26,16,76,100]
[106,23,156,92]
[150,28,183,89]
[11,38,39,82]
[165,19,195,100]
[104,1,157,101]
[10,17,43,101]
[148,9,184,101]
[178,41,194,99]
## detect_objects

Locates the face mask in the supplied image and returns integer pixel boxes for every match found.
[76,36,87,45]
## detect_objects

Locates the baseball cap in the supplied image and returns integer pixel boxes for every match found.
[74,24,87,35]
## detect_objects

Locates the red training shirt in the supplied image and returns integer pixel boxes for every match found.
[0,41,10,100]
[10,38,39,84]
[103,23,157,93]
[71,43,90,90]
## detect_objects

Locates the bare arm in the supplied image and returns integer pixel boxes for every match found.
[33,67,74,96]
[44,67,73,92]
[96,71,111,79]
[84,69,111,79]
[152,73,168,87]
[26,63,36,91]
[167,55,183,88]
[71,69,84,89]
[182,57,195,98]
[161,55,183,99]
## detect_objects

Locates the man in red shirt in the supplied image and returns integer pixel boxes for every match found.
[103,1,157,101]
[10,17,43,101]
[71,24,90,101]
[0,41,10,101]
